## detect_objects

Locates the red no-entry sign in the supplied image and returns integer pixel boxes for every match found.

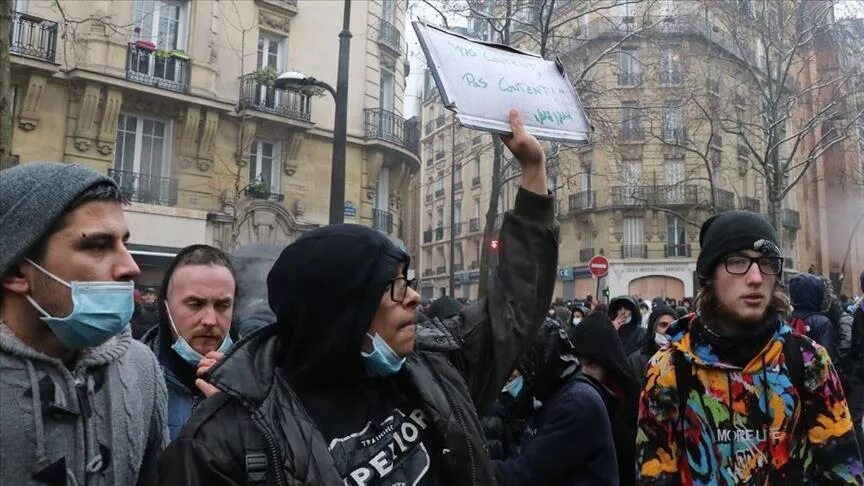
[588,255,609,278]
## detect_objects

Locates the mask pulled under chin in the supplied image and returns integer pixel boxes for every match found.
[361,333,406,376]
[166,302,233,366]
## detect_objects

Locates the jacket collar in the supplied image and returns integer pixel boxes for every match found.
[204,324,279,405]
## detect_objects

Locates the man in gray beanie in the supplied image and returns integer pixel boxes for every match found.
[636,210,863,483]
[0,163,168,485]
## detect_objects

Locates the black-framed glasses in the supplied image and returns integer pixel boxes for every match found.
[388,277,416,303]
[723,255,783,276]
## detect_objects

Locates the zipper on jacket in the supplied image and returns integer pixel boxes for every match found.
[423,356,478,485]
[250,408,287,486]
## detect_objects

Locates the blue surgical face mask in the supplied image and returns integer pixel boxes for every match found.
[502,375,524,399]
[572,317,582,326]
[24,259,134,349]
[361,333,406,376]
[165,302,233,366]
[654,332,671,348]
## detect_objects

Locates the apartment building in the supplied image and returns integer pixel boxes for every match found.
[7,0,419,285]
[416,0,862,301]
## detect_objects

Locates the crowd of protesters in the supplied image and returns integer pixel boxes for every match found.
[1,110,862,485]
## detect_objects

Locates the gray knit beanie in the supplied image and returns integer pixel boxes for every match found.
[0,163,118,276]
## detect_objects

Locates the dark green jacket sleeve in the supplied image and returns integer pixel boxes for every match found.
[450,187,559,413]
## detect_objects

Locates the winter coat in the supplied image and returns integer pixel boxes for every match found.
[131,305,159,340]
[790,273,839,362]
[141,325,205,441]
[0,324,169,485]
[157,188,559,485]
[628,307,681,383]
[609,296,647,355]
[492,373,619,486]
[636,317,864,484]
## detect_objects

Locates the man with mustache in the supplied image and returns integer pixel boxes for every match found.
[636,211,863,484]
[142,244,236,440]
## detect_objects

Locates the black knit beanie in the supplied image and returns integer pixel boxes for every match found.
[696,210,782,285]
[569,313,634,386]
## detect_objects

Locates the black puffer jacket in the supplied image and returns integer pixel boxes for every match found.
[157,189,558,485]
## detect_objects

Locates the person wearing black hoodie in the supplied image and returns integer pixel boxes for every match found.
[789,273,839,362]
[157,110,558,486]
[492,317,619,485]
[608,295,646,355]
[627,306,678,381]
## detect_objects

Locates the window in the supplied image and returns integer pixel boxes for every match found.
[436,247,446,270]
[454,243,464,268]
[435,135,445,159]
[249,140,281,194]
[114,113,174,204]
[375,167,389,210]
[435,171,444,193]
[379,69,395,112]
[619,47,641,86]
[453,200,462,224]
[382,0,396,24]
[474,197,481,219]
[663,101,683,142]
[620,102,642,140]
[426,210,433,229]
[660,47,682,85]
[615,1,638,30]
[622,217,644,258]
[454,162,462,185]
[135,0,186,50]
[666,216,687,256]
[256,32,287,107]
[581,169,592,192]
[622,159,642,186]
[436,206,444,227]
[473,157,481,178]
[659,0,676,17]
[665,158,685,202]
[474,239,481,263]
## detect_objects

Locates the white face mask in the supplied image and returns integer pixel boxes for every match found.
[572,317,582,326]
[654,332,671,348]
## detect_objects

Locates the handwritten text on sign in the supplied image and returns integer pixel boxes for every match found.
[414,22,591,143]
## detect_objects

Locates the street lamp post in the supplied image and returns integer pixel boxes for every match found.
[274,0,351,225]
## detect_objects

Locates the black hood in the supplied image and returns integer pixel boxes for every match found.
[642,306,680,354]
[608,295,642,330]
[268,224,409,385]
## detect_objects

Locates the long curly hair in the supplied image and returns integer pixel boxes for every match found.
[694,279,791,319]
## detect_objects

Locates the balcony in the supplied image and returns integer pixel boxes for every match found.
[665,243,691,258]
[126,43,189,93]
[10,11,57,62]
[425,158,433,167]
[424,121,434,135]
[569,190,596,212]
[621,244,647,259]
[364,108,420,157]
[434,188,445,199]
[713,188,735,211]
[453,181,463,191]
[436,266,447,275]
[620,128,643,142]
[783,209,801,230]
[239,74,312,122]
[470,261,480,269]
[436,115,445,128]
[423,229,433,243]
[660,69,683,86]
[453,263,465,272]
[373,209,393,233]
[453,222,462,236]
[425,193,433,203]
[472,177,481,187]
[109,169,178,206]
[739,196,760,213]
[378,19,403,55]
[611,186,649,206]
[618,72,641,86]
[469,218,480,232]
[435,150,445,160]
[435,226,444,240]
[243,186,285,202]
[423,268,433,277]
[653,185,698,206]
[579,248,594,262]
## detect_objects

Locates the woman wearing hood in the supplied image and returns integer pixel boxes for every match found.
[608,296,647,355]
[157,111,559,486]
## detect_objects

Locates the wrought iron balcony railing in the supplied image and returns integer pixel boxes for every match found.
[239,73,312,122]
[109,168,178,206]
[364,108,420,156]
[713,188,735,210]
[378,18,402,54]
[373,209,393,233]
[739,196,761,213]
[423,229,433,243]
[783,208,801,230]
[569,190,596,212]
[621,244,647,259]
[126,43,189,93]
[244,187,285,202]
[435,226,444,240]
[11,11,57,62]
[665,243,691,258]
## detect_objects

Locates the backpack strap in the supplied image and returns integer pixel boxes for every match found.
[672,349,692,462]
[782,333,807,483]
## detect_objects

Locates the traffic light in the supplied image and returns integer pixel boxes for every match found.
[490,240,500,250]
[602,286,610,297]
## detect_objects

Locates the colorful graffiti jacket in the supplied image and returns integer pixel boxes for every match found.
[636,317,864,485]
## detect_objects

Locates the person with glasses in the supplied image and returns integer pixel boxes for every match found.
[636,210,863,484]
[158,110,559,485]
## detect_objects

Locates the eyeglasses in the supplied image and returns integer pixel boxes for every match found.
[723,255,783,276]
[388,277,416,303]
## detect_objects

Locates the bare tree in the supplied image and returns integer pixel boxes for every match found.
[0,0,12,169]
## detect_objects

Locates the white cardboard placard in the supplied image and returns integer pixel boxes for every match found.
[414,21,592,144]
